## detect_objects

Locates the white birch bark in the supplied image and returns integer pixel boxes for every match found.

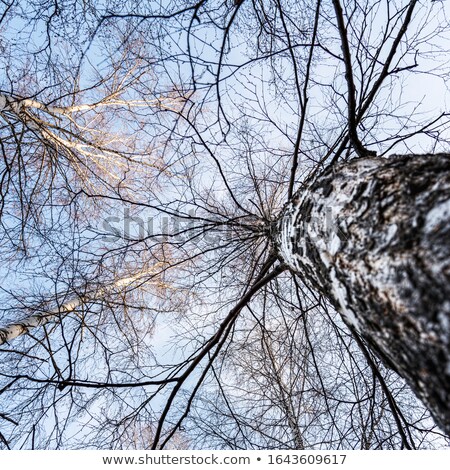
[277,153,450,435]
[0,270,157,346]
[0,92,184,174]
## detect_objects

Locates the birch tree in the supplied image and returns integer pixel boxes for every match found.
[0,0,449,449]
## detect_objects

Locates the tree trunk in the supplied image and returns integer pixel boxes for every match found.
[276,153,450,435]
[0,270,158,346]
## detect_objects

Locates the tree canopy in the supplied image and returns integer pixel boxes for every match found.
[0,0,449,450]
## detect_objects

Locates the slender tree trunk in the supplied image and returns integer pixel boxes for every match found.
[0,270,158,346]
[276,153,450,435]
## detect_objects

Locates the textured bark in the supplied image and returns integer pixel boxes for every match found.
[0,298,81,346]
[277,154,450,435]
[0,271,157,346]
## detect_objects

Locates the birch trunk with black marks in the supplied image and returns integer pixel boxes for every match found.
[276,154,450,435]
[0,270,158,346]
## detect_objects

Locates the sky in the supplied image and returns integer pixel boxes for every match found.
[1,0,450,449]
